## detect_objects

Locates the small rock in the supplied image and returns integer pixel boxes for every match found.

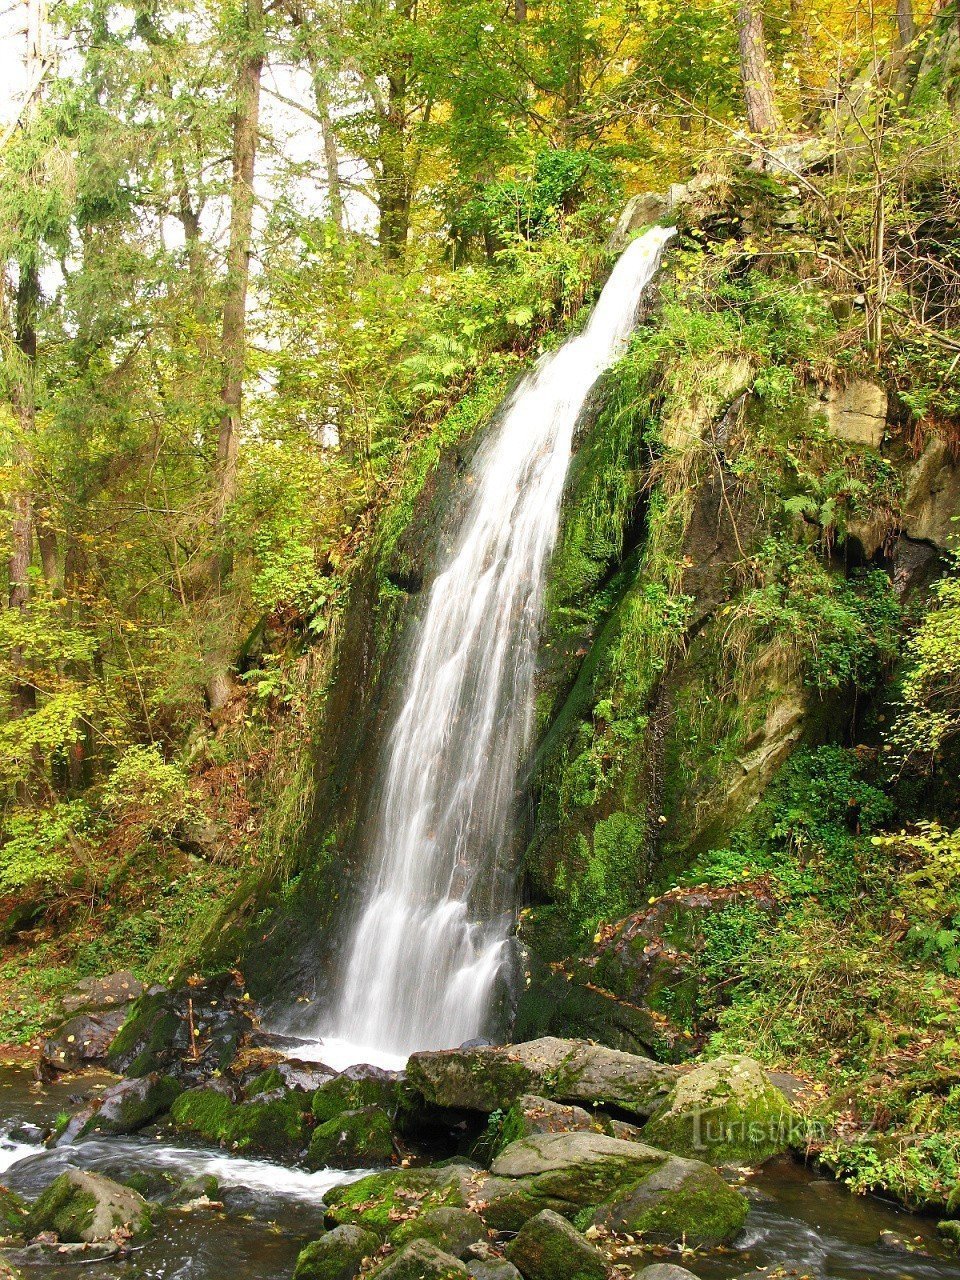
[636,1266,702,1280]
[24,1169,151,1243]
[467,1263,522,1280]
[937,1220,960,1249]
[371,1239,470,1280]
[41,1009,127,1072]
[393,1207,487,1259]
[506,1210,610,1280]
[61,971,145,1015]
[293,1224,380,1280]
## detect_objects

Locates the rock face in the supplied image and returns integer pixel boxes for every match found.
[903,437,960,550]
[24,1169,150,1243]
[643,1054,797,1165]
[406,1039,678,1118]
[293,1225,380,1280]
[506,1210,610,1280]
[372,1240,469,1280]
[810,379,887,447]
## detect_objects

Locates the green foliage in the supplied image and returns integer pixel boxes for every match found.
[0,800,92,896]
[890,570,960,768]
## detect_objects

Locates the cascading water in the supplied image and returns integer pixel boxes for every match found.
[319,225,675,1068]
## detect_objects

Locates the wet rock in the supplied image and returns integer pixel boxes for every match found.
[293,1224,380,1280]
[467,1263,522,1280]
[312,1065,404,1123]
[406,1038,677,1118]
[41,1009,127,1072]
[76,1073,182,1138]
[591,1153,748,1247]
[61,971,145,1015]
[7,1241,120,1268]
[371,1240,469,1280]
[170,1084,308,1159]
[106,973,257,1082]
[392,1207,488,1258]
[635,1266,702,1280]
[278,1059,337,1092]
[307,1105,394,1169]
[642,1054,798,1165]
[24,1169,151,1243]
[506,1210,610,1280]
[325,1164,478,1237]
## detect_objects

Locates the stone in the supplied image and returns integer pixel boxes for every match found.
[642,1054,797,1165]
[41,1009,127,1071]
[660,358,753,452]
[325,1164,479,1237]
[467,1264,522,1280]
[293,1225,380,1280]
[902,437,960,551]
[635,1267,702,1280]
[61,971,145,1015]
[76,1073,182,1137]
[306,1105,394,1169]
[506,1210,610,1280]
[170,1084,308,1159]
[371,1240,469,1280]
[312,1065,404,1123]
[392,1207,487,1258]
[810,379,887,447]
[406,1039,678,1119]
[937,1219,960,1248]
[591,1153,748,1247]
[496,1096,599,1152]
[24,1169,151,1243]
[607,193,669,251]
[0,1185,26,1234]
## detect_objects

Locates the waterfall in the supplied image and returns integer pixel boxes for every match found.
[319,225,675,1069]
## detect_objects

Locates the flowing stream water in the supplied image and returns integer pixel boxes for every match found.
[316,225,677,1068]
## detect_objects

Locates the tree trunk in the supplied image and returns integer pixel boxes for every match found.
[736,0,783,135]
[313,72,344,231]
[207,0,264,714]
[379,69,411,260]
[896,0,916,47]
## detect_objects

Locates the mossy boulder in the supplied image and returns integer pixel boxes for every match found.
[170,1085,307,1158]
[506,1210,610,1280]
[41,1009,127,1072]
[467,1263,522,1280]
[77,1073,182,1138]
[490,1132,664,1207]
[493,1096,600,1156]
[324,1164,478,1237]
[312,1067,403,1124]
[591,1154,748,1247]
[642,1055,797,1165]
[0,1185,26,1235]
[406,1039,677,1119]
[392,1207,487,1258]
[24,1169,151,1243]
[307,1106,394,1169]
[293,1225,380,1280]
[371,1240,469,1280]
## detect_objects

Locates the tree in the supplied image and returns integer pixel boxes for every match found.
[735,0,782,134]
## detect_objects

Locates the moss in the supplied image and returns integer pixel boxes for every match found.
[506,1210,609,1280]
[0,1185,26,1236]
[293,1226,380,1280]
[106,992,179,1077]
[248,1067,284,1096]
[306,1106,394,1169]
[312,1073,400,1124]
[390,1206,486,1255]
[599,1165,748,1246]
[171,1087,307,1158]
[324,1168,469,1236]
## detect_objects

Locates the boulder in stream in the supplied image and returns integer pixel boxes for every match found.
[506,1209,611,1280]
[392,1207,488,1258]
[293,1224,380,1280]
[24,1169,151,1243]
[307,1105,394,1169]
[325,1164,479,1237]
[371,1240,469,1280]
[642,1054,798,1165]
[170,1084,309,1159]
[590,1152,748,1246]
[41,1009,128,1072]
[406,1038,678,1118]
[75,1072,182,1138]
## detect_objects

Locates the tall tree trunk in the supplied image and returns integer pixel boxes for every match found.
[9,269,37,725]
[379,71,410,260]
[736,0,783,135]
[896,0,916,47]
[313,71,344,231]
[207,0,264,714]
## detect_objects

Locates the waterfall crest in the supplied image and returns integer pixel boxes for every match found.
[318,226,675,1068]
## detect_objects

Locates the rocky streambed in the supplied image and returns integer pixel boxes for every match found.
[1,974,958,1280]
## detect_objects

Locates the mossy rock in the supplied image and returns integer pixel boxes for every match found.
[506,1209,610,1280]
[0,1184,26,1235]
[307,1106,394,1169]
[591,1155,748,1247]
[170,1086,307,1158]
[24,1170,151,1243]
[391,1207,487,1258]
[490,1132,665,1209]
[312,1069,402,1124]
[938,1220,960,1251]
[324,1165,476,1237]
[492,1096,600,1158]
[370,1240,469,1280]
[77,1073,183,1138]
[642,1054,798,1165]
[293,1224,380,1280]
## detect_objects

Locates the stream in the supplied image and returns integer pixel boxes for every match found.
[1,1067,957,1280]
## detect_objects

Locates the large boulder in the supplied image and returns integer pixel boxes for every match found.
[406,1039,677,1119]
[392,1207,487,1258]
[506,1210,610,1280]
[312,1066,404,1123]
[24,1170,150,1243]
[61,971,145,1016]
[371,1240,469,1280]
[75,1073,182,1139]
[306,1105,394,1169]
[642,1054,797,1165]
[809,380,887,448]
[293,1225,380,1280]
[591,1153,748,1247]
[41,1009,127,1072]
[325,1164,479,1237]
[495,1096,599,1154]
[170,1085,308,1159]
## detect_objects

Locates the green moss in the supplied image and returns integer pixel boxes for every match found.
[312,1073,400,1124]
[0,1185,26,1235]
[293,1226,380,1280]
[601,1167,748,1245]
[390,1206,485,1255]
[171,1086,307,1158]
[106,992,178,1077]
[324,1168,468,1236]
[307,1106,394,1169]
[248,1067,284,1096]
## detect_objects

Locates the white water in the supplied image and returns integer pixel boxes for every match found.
[316,226,675,1063]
